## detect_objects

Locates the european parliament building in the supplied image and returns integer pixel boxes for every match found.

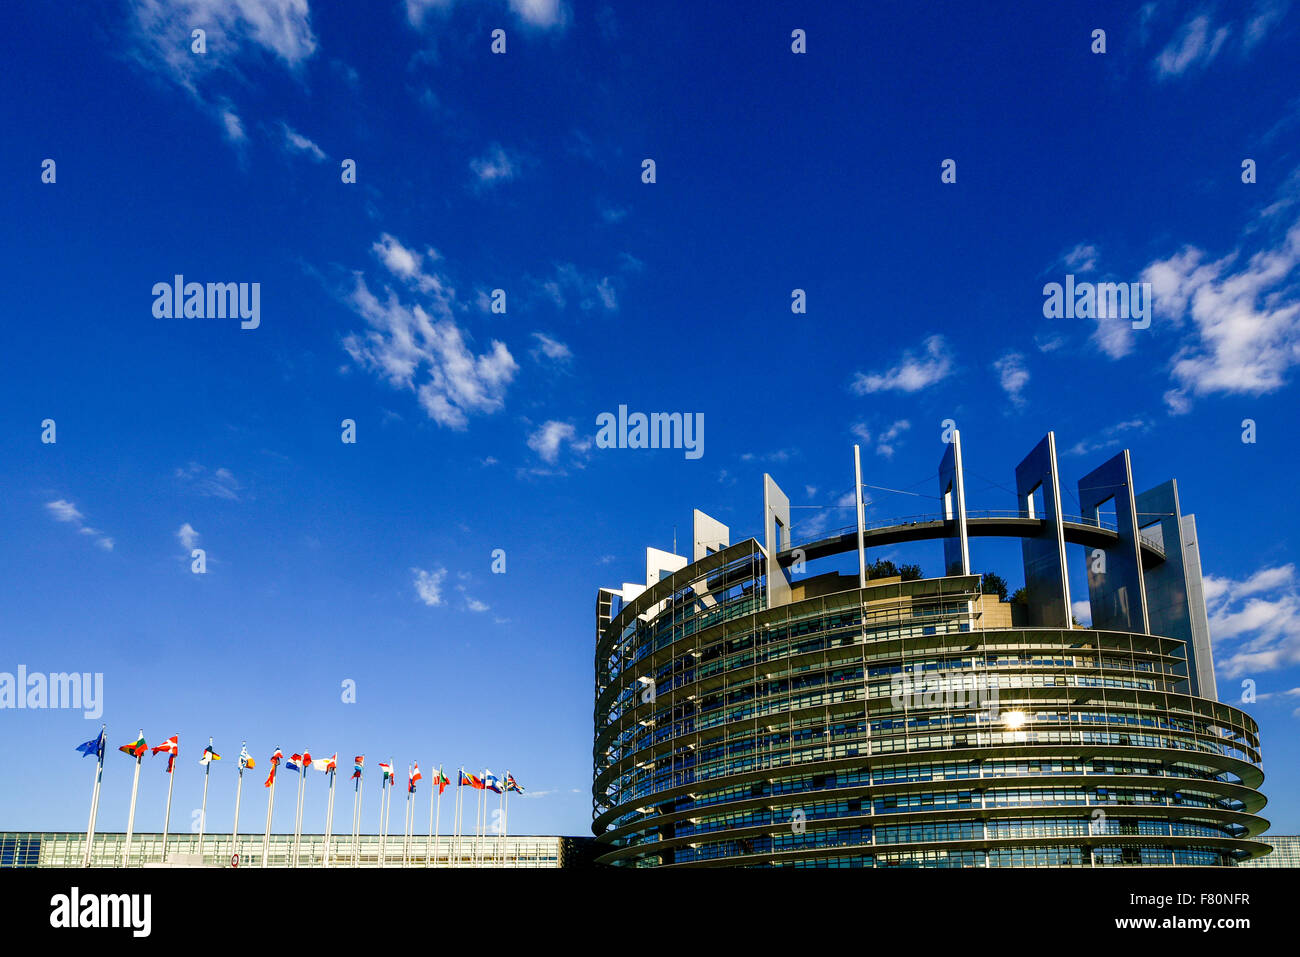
[592,432,1270,867]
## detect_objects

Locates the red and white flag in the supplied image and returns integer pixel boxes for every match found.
[151,735,179,773]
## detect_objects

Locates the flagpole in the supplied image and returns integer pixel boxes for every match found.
[291,754,306,867]
[453,769,462,867]
[262,753,278,868]
[476,769,485,867]
[404,765,412,866]
[122,731,144,867]
[82,725,105,867]
[384,756,394,865]
[323,765,336,867]
[232,743,245,867]
[500,771,508,866]
[160,747,177,865]
[355,766,363,866]
[350,773,359,866]
[376,772,385,868]
[427,765,441,868]
[198,736,213,865]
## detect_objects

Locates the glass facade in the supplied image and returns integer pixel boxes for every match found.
[1238,834,1300,867]
[592,545,1269,867]
[0,831,572,868]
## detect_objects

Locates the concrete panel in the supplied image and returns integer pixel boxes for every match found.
[1078,451,1149,634]
[1014,433,1072,627]
[1182,513,1218,700]
[938,429,971,576]
[763,473,792,609]
[692,509,730,562]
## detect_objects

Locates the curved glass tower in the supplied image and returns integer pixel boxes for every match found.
[592,434,1269,867]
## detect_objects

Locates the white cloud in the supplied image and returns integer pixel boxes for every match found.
[405,0,568,30]
[44,499,114,551]
[1065,419,1150,456]
[526,420,590,464]
[412,566,447,607]
[1071,600,1092,626]
[1145,218,1300,412]
[177,523,200,550]
[1245,0,1289,49]
[469,144,519,186]
[849,420,909,458]
[465,596,489,612]
[127,0,316,140]
[992,352,1029,406]
[1062,243,1099,273]
[874,420,910,459]
[508,0,566,28]
[530,332,572,361]
[1203,564,1300,676]
[45,500,84,524]
[175,463,242,501]
[539,263,619,313]
[281,122,325,161]
[1154,14,1231,79]
[221,109,246,143]
[851,335,953,394]
[344,238,518,430]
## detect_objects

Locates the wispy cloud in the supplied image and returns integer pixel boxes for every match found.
[530,332,572,362]
[1154,14,1232,79]
[280,122,326,161]
[1147,3,1288,80]
[406,0,569,30]
[1146,215,1300,413]
[992,352,1029,407]
[1065,419,1151,456]
[126,0,317,141]
[412,566,448,607]
[527,420,590,464]
[539,263,618,313]
[469,144,520,187]
[850,420,910,459]
[1204,564,1300,677]
[44,499,114,551]
[1062,242,1099,273]
[344,235,518,430]
[850,335,953,394]
[175,463,243,501]
[176,522,200,550]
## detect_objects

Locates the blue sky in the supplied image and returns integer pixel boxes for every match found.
[2,0,1300,839]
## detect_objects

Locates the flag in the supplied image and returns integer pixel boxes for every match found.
[239,744,255,770]
[379,762,394,787]
[286,751,312,773]
[459,769,483,789]
[118,734,147,758]
[201,744,222,765]
[351,755,365,780]
[264,747,283,787]
[409,763,422,793]
[76,729,105,759]
[484,770,502,794]
[313,753,337,773]
[505,773,523,794]
[152,735,179,773]
[435,769,450,794]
